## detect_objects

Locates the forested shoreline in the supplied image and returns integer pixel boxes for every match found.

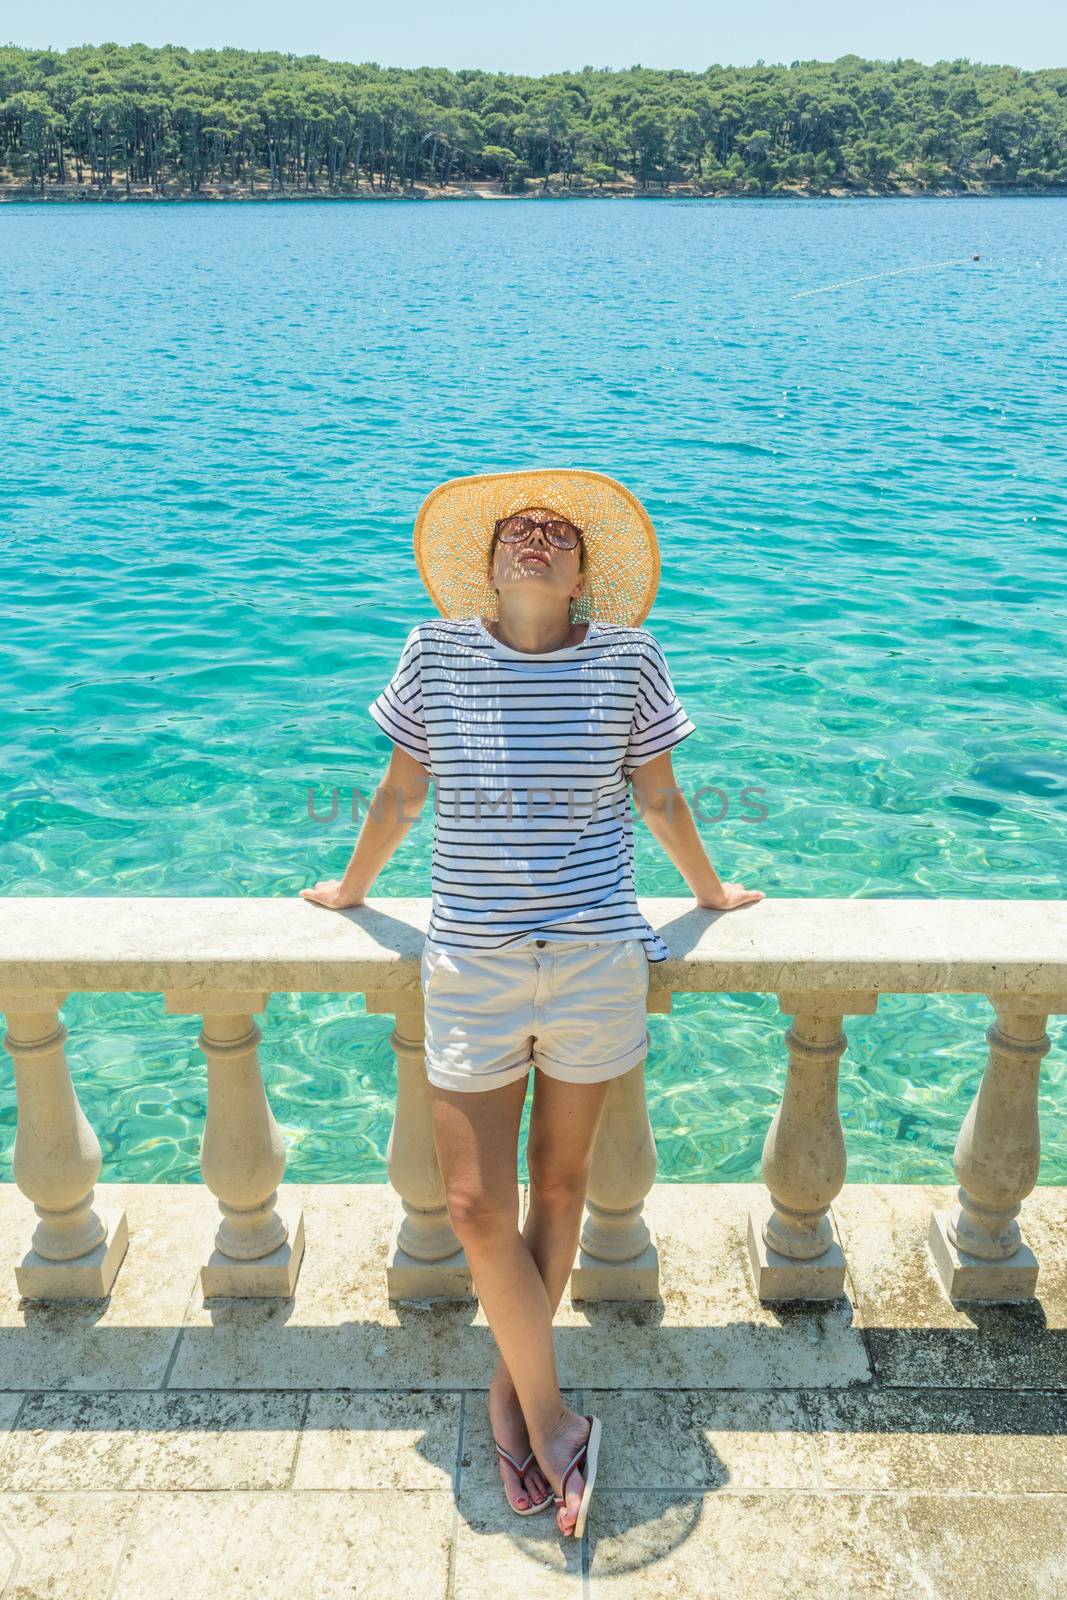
[2,43,1065,199]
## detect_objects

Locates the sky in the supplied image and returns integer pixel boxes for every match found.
[4,0,1065,74]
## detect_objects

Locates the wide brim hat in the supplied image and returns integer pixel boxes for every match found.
[413,468,660,627]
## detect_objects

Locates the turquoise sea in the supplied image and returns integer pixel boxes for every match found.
[1,196,1065,1186]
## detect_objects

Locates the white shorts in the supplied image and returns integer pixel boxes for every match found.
[420,936,651,1093]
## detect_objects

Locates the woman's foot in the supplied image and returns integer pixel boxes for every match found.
[488,1368,551,1512]
[532,1409,593,1537]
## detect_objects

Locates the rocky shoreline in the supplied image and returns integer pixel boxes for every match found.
[4,179,1064,204]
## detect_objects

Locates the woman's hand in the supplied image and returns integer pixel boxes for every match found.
[697,883,766,911]
[298,880,365,910]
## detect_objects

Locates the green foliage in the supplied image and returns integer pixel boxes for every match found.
[0,44,1065,195]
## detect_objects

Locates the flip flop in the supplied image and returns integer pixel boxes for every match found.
[553,1413,602,1538]
[494,1438,553,1516]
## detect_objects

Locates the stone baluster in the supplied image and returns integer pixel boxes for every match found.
[365,990,471,1299]
[747,990,878,1301]
[0,989,129,1299]
[571,983,668,1301]
[165,990,304,1297]
[928,991,1066,1300]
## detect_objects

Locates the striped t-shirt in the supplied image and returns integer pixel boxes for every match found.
[368,615,696,963]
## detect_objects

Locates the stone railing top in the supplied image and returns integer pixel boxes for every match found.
[1,896,1066,1001]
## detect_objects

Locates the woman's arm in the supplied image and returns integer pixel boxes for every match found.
[630,749,764,911]
[299,744,431,910]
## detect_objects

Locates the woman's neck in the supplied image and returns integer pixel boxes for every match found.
[486,609,588,654]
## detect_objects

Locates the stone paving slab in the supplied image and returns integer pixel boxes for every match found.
[107,1489,454,1600]
[897,1493,1067,1600]
[292,1390,460,1490]
[584,1490,929,1599]
[0,1184,203,1391]
[6,1385,1061,1504]
[833,1183,1067,1391]
[549,1184,871,1391]
[0,1485,1061,1600]
[454,1485,584,1597]
[584,1490,1067,1599]
[0,1391,306,1492]
[582,1389,818,1490]
[2,1178,1063,1400]
[162,1181,871,1392]
[0,1492,141,1599]
[803,1386,1067,1492]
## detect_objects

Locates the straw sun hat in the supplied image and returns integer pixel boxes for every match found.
[413,468,661,627]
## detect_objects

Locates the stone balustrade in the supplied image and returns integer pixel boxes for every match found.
[0,897,1064,1308]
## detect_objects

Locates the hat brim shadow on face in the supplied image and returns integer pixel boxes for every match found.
[413,468,660,628]
[490,510,585,596]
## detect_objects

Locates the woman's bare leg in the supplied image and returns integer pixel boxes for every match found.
[489,1062,607,1376]
[431,1070,610,1530]
[525,1068,612,1306]
[430,1074,548,1512]
[489,1069,611,1500]
[432,1069,612,1531]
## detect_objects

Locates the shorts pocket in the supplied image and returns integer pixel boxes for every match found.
[623,939,650,987]
[421,947,449,996]
[596,939,648,985]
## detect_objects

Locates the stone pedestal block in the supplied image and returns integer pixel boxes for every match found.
[571,1233,660,1302]
[747,1198,847,1302]
[386,1238,473,1301]
[201,1196,305,1298]
[928,1209,1039,1302]
[16,1202,129,1300]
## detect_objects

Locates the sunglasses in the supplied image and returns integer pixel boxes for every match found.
[493,513,583,551]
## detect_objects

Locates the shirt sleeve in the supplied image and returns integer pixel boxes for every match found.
[368,625,432,770]
[622,632,697,779]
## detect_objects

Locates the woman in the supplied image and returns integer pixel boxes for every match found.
[300,469,764,1538]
